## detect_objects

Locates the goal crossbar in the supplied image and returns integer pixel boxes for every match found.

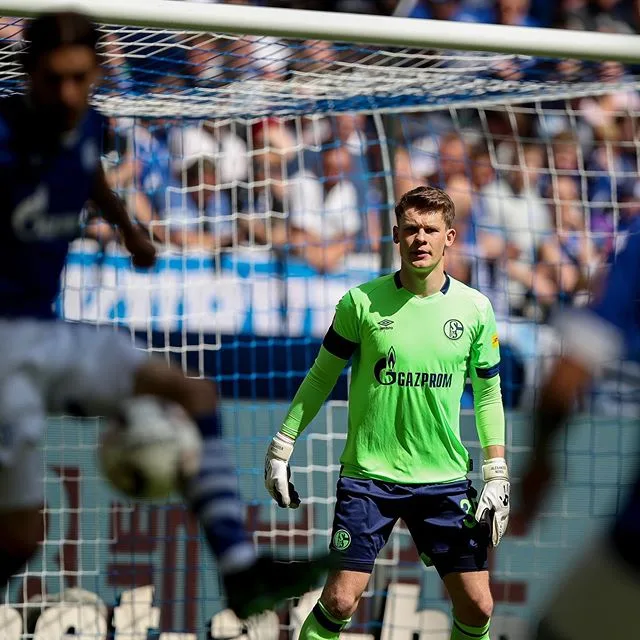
[1,0,640,64]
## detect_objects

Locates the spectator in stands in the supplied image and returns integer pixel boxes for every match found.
[242,144,360,272]
[240,117,305,242]
[563,0,631,33]
[538,130,583,197]
[170,123,249,187]
[333,115,371,248]
[479,142,556,316]
[155,129,233,253]
[83,151,149,244]
[240,146,290,247]
[253,118,297,163]
[427,131,469,187]
[393,145,420,202]
[585,112,637,233]
[537,176,600,307]
[285,145,361,272]
[184,33,224,86]
[300,115,368,178]
[393,131,469,195]
[228,34,290,82]
[464,144,514,319]
[483,0,541,80]
[120,115,173,217]
[443,174,475,284]
[619,0,640,33]
[470,143,495,192]
[393,0,492,22]
[293,39,337,74]
[81,116,159,249]
[550,130,582,177]
[335,114,369,157]
[100,31,134,93]
[618,179,640,233]
[495,0,540,26]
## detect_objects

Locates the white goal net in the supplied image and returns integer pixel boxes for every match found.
[0,4,639,639]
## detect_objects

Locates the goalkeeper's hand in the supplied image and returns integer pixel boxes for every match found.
[264,432,300,509]
[474,457,510,547]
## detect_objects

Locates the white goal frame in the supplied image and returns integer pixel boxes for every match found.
[1,0,640,64]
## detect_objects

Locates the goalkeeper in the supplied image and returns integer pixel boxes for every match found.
[265,186,508,640]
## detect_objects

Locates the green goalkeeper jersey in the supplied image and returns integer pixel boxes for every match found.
[323,272,501,484]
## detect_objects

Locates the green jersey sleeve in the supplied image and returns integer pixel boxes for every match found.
[470,297,501,378]
[323,290,361,359]
[280,290,361,441]
[469,298,505,449]
[471,374,505,449]
[280,346,348,440]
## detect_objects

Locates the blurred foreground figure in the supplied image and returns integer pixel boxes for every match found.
[520,220,640,640]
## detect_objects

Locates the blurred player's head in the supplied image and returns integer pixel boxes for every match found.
[393,186,456,273]
[22,11,100,133]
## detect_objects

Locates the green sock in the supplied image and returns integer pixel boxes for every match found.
[450,616,491,640]
[298,601,351,640]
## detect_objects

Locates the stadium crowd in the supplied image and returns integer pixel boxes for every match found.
[1,0,639,402]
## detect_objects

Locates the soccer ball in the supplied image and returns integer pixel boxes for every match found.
[99,396,202,499]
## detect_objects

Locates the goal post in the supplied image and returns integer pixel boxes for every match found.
[2,0,640,62]
[0,3,639,638]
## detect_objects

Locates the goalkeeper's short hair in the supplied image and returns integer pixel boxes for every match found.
[395,185,456,228]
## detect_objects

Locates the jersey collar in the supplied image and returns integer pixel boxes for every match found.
[394,271,451,294]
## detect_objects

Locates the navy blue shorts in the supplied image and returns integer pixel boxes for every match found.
[329,476,489,577]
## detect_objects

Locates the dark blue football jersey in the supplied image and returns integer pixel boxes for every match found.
[590,218,640,361]
[0,96,103,318]
[586,218,640,563]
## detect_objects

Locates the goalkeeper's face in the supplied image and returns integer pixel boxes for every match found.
[28,44,99,133]
[394,208,455,273]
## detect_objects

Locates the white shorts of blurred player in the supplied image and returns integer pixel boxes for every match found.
[0,319,144,510]
[535,537,640,640]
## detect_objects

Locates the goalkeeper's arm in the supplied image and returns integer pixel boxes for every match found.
[471,372,509,546]
[264,344,349,508]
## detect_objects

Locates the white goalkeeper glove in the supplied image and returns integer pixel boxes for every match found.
[474,457,510,547]
[264,432,300,509]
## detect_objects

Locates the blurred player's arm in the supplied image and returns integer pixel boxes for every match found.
[521,226,639,526]
[520,325,617,526]
[89,163,156,268]
[469,298,509,546]
[265,291,359,508]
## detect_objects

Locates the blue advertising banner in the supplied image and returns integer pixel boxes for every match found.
[60,245,380,338]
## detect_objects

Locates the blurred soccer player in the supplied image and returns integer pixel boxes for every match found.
[0,11,328,617]
[265,186,509,640]
[520,220,640,640]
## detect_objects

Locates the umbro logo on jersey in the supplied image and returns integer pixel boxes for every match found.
[378,319,394,330]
